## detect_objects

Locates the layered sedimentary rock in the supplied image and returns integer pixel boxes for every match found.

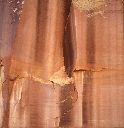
[0,0,124,127]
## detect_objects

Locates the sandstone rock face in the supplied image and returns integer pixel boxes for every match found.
[0,0,124,127]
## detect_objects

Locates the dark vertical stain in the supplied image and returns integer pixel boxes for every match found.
[122,2,124,67]
[59,1,74,127]
[0,1,11,127]
[0,0,4,41]
[2,59,13,128]
[86,16,95,65]
[82,16,95,127]
[63,20,74,77]
[59,84,76,127]
[1,0,23,127]
[63,0,74,77]
[82,71,93,127]
[35,0,48,63]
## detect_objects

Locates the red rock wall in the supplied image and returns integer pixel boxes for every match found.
[0,0,124,127]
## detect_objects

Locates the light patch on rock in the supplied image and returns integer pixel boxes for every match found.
[73,0,107,11]
[49,66,74,86]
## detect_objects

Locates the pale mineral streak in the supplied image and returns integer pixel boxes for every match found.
[0,60,4,127]
[9,78,28,128]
